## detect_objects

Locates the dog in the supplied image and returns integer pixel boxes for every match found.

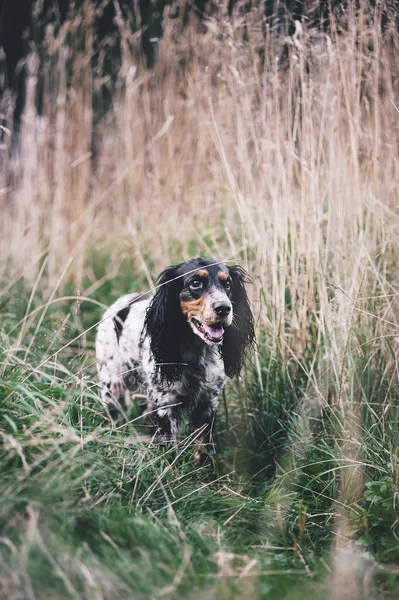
[96,258,255,457]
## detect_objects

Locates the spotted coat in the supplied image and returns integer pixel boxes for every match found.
[96,293,226,445]
[95,258,255,456]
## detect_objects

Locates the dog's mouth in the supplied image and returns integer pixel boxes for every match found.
[191,317,224,343]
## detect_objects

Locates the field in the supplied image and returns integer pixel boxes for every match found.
[1,2,399,598]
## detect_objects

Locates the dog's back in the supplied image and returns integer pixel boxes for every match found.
[96,293,150,409]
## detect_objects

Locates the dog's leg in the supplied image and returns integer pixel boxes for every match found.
[97,361,126,418]
[96,317,128,417]
[141,393,155,434]
[150,392,180,449]
[154,406,179,448]
[190,398,218,465]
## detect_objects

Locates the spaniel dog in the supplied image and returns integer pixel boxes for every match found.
[96,258,255,457]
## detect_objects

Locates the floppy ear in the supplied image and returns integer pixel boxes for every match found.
[143,264,186,384]
[222,265,255,378]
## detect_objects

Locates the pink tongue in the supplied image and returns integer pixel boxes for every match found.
[202,323,224,340]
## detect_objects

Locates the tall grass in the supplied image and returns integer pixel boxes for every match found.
[1,1,399,598]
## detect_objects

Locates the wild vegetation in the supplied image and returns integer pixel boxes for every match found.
[1,1,399,598]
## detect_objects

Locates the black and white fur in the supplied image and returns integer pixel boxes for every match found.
[96,258,255,456]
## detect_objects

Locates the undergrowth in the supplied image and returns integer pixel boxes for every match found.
[1,246,398,599]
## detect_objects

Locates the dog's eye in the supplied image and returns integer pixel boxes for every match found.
[224,280,232,290]
[190,279,203,290]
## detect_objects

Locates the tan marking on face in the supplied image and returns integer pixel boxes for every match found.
[196,269,209,278]
[180,297,206,319]
[180,295,216,324]
[218,271,228,281]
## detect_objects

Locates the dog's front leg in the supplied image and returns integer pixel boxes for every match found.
[190,397,218,465]
[150,391,180,449]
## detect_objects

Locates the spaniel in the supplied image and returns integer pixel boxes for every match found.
[96,258,255,458]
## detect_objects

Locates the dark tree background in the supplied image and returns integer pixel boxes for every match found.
[0,0,397,132]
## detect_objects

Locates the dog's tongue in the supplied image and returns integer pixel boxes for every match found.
[203,323,224,341]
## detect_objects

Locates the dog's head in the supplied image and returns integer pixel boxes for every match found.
[144,258,255,383]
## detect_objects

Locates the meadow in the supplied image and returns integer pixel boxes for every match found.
[1,2,399,598]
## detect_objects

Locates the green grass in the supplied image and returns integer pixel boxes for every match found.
[1,251,399,599]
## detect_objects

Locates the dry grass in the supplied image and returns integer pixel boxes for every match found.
[2,1,398,399]
[2,2,398,302]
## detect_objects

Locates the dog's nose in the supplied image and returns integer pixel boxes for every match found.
[213,303,231,318]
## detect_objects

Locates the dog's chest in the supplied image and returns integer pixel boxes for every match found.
[177,348,226,402]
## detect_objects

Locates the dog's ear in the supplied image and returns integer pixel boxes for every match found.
[144,264,185,384]
[222,265,255,378]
